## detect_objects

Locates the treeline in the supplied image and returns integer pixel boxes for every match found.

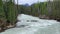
[18,2,48,17]
[51,1,60,19]
[18,1,60,20]
[0,0,18,31]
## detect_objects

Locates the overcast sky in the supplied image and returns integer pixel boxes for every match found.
[15,0,48,5]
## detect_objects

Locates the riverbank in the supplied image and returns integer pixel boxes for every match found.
[39,15,60,22]
[0,23,16,32]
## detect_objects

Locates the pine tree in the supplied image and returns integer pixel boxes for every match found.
[7,0,17,25]
[0,0,6,19]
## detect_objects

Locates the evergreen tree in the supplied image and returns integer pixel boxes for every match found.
[6,0,17,25]
[0,0,6,19]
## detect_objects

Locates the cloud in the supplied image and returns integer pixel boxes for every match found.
[15,0,53,5]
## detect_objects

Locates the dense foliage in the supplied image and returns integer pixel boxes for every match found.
[0,0,6,19]
[0,0,18,27]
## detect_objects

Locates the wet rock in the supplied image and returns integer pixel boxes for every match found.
[57,18,60,22]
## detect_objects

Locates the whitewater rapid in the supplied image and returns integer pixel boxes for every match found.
[0,14,60,34]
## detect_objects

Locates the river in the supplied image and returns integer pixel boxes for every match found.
[0,14,60,34]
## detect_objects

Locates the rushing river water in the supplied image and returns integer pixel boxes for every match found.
[0,14,60,34]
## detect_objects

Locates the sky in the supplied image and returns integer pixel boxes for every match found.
[15,0,48,5]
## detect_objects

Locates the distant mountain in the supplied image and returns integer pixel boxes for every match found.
[23,3,30,7]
